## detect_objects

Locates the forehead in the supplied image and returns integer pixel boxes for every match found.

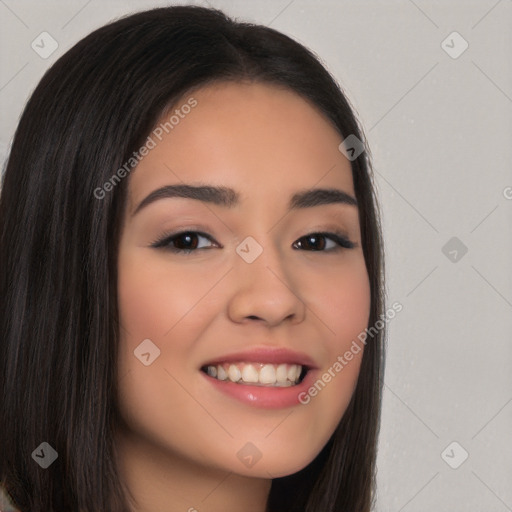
[126,81,354,211]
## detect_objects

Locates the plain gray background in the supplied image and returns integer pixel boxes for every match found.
[1,1,511,511]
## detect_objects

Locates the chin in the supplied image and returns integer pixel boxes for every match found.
[209,436,327,479]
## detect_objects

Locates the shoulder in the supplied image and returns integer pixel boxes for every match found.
[0,483,21,512]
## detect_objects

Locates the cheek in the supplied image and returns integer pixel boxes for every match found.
[115,252,201,419]
[115,253,218,463]
[115,251,216,421]
[117,251,220,345]
[309,255,371,351]
[298,256,370,430]
[118,256,184,339]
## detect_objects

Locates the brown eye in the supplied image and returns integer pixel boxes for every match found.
[151,231,218,253]
[172,232,200,250]
[295,234,326,251]
[293,232,355,252]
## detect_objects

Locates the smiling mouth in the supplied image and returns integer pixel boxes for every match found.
[201,362,308,387]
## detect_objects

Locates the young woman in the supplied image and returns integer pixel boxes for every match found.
[0,5,385,511]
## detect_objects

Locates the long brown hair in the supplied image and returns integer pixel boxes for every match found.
[0,6,385,511]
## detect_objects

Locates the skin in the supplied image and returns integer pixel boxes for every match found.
[115,81,371,512]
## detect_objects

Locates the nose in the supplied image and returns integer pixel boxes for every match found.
[227,242,306,328]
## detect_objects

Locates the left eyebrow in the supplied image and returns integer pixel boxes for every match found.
[131,184,357,216]
[290,187,358,209]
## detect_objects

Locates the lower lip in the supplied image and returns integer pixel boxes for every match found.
[201,369,317,409]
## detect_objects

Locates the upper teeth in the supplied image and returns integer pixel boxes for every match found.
[205,362,303,387]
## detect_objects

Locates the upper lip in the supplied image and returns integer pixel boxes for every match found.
[201,347,318,369]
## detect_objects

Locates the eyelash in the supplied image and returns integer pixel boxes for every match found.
[150,230,356,254]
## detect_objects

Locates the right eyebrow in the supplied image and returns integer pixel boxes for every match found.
[132,184,239,216]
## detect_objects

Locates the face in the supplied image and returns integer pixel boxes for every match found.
[116,81,370,481]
